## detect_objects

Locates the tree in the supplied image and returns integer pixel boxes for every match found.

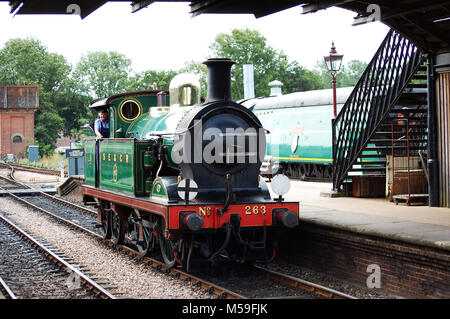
[313,59,368,89]
[209,28,323,99]
[209,29,279,99]
[179,60,208,98]
[127,69,177,92]
[73,51,132,99]
[0,38,92,156]
[280,61,324,93]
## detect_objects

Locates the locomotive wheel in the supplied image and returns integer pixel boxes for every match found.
[157,221,175,268]
[98,207,111,240]
[159,235,176,268]
[110,211,125,245]
[129,211,156,256]
[178,237,194,272]
[137,222,156,256]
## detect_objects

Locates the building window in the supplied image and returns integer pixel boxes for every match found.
[13,135,22,143]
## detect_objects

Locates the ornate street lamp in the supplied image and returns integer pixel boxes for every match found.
[324,41,344,118]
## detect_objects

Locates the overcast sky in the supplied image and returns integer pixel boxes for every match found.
[0,2,389,73]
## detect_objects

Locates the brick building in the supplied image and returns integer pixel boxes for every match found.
[0,86,39,157]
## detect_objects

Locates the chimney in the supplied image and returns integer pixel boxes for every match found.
[203,58,235,103]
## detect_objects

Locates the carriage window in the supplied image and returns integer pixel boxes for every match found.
[120,100,141,122]
[12,135,22,143]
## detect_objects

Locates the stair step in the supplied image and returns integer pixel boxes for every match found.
[374,132,427,136]
[356,161,386,165]
[395,100,427,106]
[349,167,386,172]
[379,121,427,126]
[412,74,427,80]
[386,117,428,121]
[358,154,388,158]
[400,92,427,98]
[389,109,428,114]
[417,66,427,72]
[364,145,427,151]
[368,138,428,143]
[406,83,428,89]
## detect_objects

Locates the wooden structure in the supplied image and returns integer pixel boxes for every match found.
[389,119,428,205]
[436,65,450,207]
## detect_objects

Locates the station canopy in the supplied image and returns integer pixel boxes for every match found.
[7,0,450,53]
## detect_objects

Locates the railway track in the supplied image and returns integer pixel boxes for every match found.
[3,191,245,299]
[0,165,356,299]
[0,276,17,299]
[0,163,67,177]
[0,214,116,299]
[0,175,31,190]
[5,192,356,299]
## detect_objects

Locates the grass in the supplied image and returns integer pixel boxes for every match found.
[18,152,68,170]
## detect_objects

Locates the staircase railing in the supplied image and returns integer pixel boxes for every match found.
[332,29,425,191]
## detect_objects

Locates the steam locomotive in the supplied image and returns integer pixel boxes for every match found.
[82,58,299,271]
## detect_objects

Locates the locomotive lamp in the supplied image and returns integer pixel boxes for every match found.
[271,174,291,201]
[324,42,343,118]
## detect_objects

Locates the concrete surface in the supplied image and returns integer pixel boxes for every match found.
[270,180,450,250]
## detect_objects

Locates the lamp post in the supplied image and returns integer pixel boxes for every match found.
[324,42,344,118]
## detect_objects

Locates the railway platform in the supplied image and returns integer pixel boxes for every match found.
[280,181,450,250]
[275,180,449,298]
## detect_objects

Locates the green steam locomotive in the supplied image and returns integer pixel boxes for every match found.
[82,59,299,271]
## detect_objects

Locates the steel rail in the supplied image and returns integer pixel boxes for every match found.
[0,276,17,299]
[0,163,67,177]
[0,213,116,299]
[40,192,97,216]
[0,163,32,189]
[20,191,354,299]
[252,265,357,299]
[6,192,245,299]
[3,166,353,299]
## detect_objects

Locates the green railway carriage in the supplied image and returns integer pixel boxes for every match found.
[241,87,354,179]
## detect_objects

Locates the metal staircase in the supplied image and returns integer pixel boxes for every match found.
[332,29,427,191]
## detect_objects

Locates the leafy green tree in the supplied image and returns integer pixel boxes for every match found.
[73,51,132,99]
[209,28,323,99]
[0,38,49,85]
[210,28,280,99]
[33,91,64,156]
[127,69,177,92]
[279,61,324,93]
[179,60,208,98]
[0,38,91,156]
[313,59,368,89]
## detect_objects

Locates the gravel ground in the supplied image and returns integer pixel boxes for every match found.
[6,169,399,299]
[194,264,323,299]
[264,260,398,299]
[0,197,212,299]
[0,221,97,299]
